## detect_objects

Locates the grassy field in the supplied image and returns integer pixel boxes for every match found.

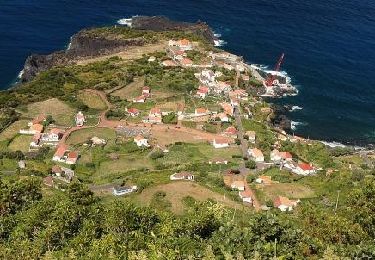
[134,181,243,214]
[78,91,107,110]
[22,98,76,126]
[8,135,32,153]
[111,77,145,99]
[0,120,29,141]
[0,158,18,171]
[257,183,315,202]
[66,127,116,145]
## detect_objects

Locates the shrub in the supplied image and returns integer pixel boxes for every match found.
[245,160,256,169]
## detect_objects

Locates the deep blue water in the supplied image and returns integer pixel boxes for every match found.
[0,0,374,145]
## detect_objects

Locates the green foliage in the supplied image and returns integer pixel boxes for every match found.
[245,159,256,169]
[162,112,177,124]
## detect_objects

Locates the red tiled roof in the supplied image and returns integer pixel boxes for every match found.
[195,107,208,114]
[68,151,78,159]
[127,108,139,114]
[298,163,313,171]
[181,58,193,65]
[280,152,293,159]
[52,165,62,173]
[54,144,67,158]
[150,107,161,115]
[32,114,46,124]
[225,126,237,135]
[214,138,229,145]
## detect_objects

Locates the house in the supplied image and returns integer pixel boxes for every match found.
[147,115,162,124]
[170,171,195,181]
[169,39,193,51]
[195,107,208,116]
[181,58,193,67]
[213,138,229,149]
[230,97,239,107]
[246,131,256,143]
[196,85,209,99]
[223,126,238,138]
[270,149,282,163]
[162,60,178,67]
[149,107,161,117]
[216,113,230,122]
[280,151,293,161]
[208,158,229,165]
[142,86,151,95]
[43,176,54,187]
[133,95,146,103]
[242,75,250,81]
[91,136,106,146]
[273,196,299,212]
[215,81,231,94]
[231,180,245,191]
[52,144,67,162]
[30,133,42,147]
[75,111,85,127]
[113,185,138,196]
[126,107,140,117]
[66,151,79,165]
[248,148,264,162]
[134,134,150,147]
[255,175,273,185]
[52,165,74,183]
[239,190,252,203]
[42,128,64,142]
[295,163,316,175]
[220,102,234,116]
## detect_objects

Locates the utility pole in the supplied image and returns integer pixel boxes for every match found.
[334,190,341,214]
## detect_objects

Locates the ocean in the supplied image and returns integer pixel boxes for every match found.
[0,0,374,145]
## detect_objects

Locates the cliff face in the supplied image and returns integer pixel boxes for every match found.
[20,16,215,83]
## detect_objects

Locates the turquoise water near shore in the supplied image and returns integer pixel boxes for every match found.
[0,1,374,145]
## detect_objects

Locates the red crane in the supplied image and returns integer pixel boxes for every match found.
[265,53,285,87]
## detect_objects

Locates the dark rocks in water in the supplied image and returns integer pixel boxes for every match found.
[269,104,291,131]
[20,15,216,83]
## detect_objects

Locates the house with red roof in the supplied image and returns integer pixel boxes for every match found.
[248,148,264,162]
[66,151,79,165]
[30,133,42,148]
[142,86,150,95]
[295,163,316,175]
[134,135,150,147]
[52,144,68,162]
[223,126,238,138]
[213,138,229,149]
[239,190,253,204]
[126,108,140,117]
[196,85,209,99]
[195,107,209,116]
[180,58,193,67]
[133,95,146,103]
[273,196,300,212]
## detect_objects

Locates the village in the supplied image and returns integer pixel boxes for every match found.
[0,36,334,214]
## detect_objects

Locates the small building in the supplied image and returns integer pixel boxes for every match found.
[270,149,282,163]
[195,107,209,116]
[149,107,161,117]
[296,163,316,175]
[231,180,245,191]
[216,113,230,123]
[42,128,64,142]
[170,171,195,181]
[66,151,79,165]
[113,185,138,196]
[52,165,74,183]
[248,148,264,162]
[208,158,229,165]
[220,102,234,116]
[148,56,156,62]
[126,108,140,117]
[75,111,85,127]
[255,175,273,185]
[30,133,42,147]
[213,138,229,149]
[196,85,209,99]
[273,196,299,212]
[133,95,146,103]
[280,151,293,161]
[28,114,46,127]
[134,134,150,147]
[52,144,68,162]
[246,131,256,143]
[142,86,151,95]
[223,126,238,138]
[239,190,252,203]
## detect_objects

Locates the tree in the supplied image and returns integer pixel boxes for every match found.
[245,160,256,169]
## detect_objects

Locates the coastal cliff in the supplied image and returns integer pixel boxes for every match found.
[20,16,215,82]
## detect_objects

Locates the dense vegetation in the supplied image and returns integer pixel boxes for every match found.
[0,177,374,259]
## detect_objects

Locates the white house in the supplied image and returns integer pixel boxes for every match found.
[133,95,146,103]
[41,128,63,142]
[270,149,282,163]
[274,196,300,212]
[134,135,150,147]
[196,86,209,99]
[246,131,256,143]
[113,185,138,196]
[239,190,252,203]
[213,138,229,149]
[170,171,194,181]
[195,107,209,116]
[231,180,245,191]
[248,148,264,162]
[295,163,316,176]
[75,111,85,127]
